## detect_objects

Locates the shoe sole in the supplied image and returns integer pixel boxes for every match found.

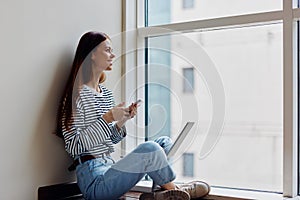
[139,190,190,200]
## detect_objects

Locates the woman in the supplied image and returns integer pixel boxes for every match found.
[56,31,210,200]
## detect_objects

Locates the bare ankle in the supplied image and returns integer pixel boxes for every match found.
[160,182,176,190]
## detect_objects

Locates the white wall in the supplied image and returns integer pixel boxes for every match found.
[0,0,122,199]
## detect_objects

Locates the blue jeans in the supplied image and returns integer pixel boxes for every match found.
[76,136,175,200]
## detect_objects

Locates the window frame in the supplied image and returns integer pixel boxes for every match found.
[123,0,299,198]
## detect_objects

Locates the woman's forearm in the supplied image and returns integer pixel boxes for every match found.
[102,111,114,123]
[116,119,127,130]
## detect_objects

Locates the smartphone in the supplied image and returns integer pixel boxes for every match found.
[133,99,143,106]
[129,99,142,115]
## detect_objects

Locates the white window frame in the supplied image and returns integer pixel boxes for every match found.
[122,0,299,198]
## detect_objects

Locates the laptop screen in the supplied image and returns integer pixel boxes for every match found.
[167,122,195,158]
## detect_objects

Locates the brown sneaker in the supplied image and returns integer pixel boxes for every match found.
[139,189,190,200]
[176,181,210,199]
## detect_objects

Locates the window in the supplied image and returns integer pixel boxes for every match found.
[128,0,299,197]
[146,35,172,141]
[182,0,194,10]
[183,153,194,177]
[183,67,194,93]
[147,0,282,26]
[147,24,283,192]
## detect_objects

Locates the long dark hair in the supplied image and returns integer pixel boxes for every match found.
[56,31,109,138]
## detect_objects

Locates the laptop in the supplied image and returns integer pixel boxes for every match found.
[166,122,195,158]
[131,122,195,192]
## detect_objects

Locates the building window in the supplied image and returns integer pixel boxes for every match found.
[183,153,194,177]
[182,0,194,9]
[183,67,194,93]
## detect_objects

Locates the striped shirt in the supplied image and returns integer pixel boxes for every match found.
[62,84,126,159]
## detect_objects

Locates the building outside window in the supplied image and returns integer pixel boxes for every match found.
[147,24,283,191]
[182,67,194,93]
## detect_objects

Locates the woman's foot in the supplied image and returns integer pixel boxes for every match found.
[176,181,210,199]
[139,189,190,200]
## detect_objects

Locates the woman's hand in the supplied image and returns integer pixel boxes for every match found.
[102,102,130,123]
[115,103,138,130]
[103,102,139,130]
[128,102,138,118]
[111,102,131,121]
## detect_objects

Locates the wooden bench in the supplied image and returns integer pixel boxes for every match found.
[38,182,84,200]
[38,182,142,200]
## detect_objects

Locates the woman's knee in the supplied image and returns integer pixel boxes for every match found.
[155,136,172,146]
[134,141,162,153]
[154,136,173,153]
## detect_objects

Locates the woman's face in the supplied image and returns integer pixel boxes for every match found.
[91,39,115,72]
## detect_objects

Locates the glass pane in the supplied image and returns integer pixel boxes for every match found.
[147,23,283,192]
[298,20,300,195]
[147,0,282,26]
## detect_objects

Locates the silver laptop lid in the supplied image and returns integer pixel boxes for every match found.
[167,122,195,158]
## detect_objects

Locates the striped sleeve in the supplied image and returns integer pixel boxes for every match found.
[62,99,112,158]
[109,123,126,144]
[104,90,127,144]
